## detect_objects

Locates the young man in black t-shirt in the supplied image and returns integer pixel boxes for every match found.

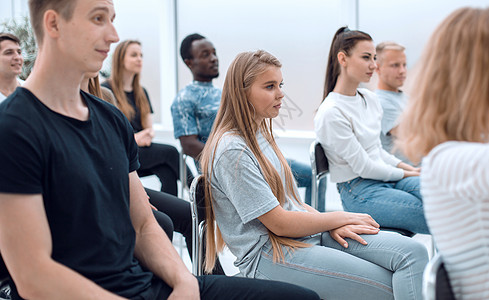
[0,1,318,299]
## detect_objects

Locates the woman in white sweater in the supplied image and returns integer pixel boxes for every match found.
[314,27,429,234]
[398,7,489,299]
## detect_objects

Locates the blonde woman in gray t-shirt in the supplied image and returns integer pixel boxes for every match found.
[200,50,428,300]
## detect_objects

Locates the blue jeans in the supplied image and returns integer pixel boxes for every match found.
[254,231,428,300]
[287,159,327,212]
[337,177,430,234]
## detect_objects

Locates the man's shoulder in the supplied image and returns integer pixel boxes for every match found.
[375,89,404,100]
[375,89,406,110]
[0,87,39,121]
[174,82,221,102]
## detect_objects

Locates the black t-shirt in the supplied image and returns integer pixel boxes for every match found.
[0,87,153,298]
[101,81,153,133]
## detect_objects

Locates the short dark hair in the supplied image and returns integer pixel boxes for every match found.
[180,33,205,61]
[0,33,20,49]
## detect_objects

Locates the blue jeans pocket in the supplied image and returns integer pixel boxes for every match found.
[338,177,364,195]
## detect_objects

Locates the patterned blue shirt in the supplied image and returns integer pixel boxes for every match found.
[171,81,221,143]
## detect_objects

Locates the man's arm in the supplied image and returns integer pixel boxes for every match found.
[0,193,124,300]
[128,171,199,299]
[179,135,205,160]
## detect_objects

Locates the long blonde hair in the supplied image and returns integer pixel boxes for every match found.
[108,40,150,127]
[398,7,489,163]
[200,50,310,273]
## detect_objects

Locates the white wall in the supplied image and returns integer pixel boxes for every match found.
[174,0,489,132]
[3,0,489,133]
[176,0,347,132]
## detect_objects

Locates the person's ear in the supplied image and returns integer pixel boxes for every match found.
[375,63,381,74]
[184,58,193,69]
[44,10,61,39]
[337,51,347,67]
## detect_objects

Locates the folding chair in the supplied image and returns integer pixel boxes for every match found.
[189,175,206,276]
[422,253,455,300]
[309,141,415,237]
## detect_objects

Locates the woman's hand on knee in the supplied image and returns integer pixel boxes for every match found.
[329,224,380,248]
[344,212,379,228]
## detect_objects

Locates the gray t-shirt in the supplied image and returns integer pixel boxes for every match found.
[375,89,411,164]
[210,130,307,277]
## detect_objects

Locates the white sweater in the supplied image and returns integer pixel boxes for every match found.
[421,141,489,299]
[314,88,403,183]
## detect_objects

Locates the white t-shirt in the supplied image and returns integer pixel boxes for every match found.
[421,141,489,299]
[314,88,403,183]
[0,79,24,104]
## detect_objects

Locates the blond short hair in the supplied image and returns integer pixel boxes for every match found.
[376,41,405,65]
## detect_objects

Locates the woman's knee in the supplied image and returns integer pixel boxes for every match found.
[395,237,429,269]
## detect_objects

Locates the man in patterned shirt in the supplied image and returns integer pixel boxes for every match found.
[171,33,220,161]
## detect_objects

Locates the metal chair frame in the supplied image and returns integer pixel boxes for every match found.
[189,175,205,276]
[422,252,455,300]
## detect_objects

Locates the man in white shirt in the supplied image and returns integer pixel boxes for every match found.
[0,33,23,103]
[375,42,411,163]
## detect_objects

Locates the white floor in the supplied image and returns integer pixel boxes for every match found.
[141,173,434,276]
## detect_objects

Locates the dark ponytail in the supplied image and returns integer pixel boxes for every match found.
[322,27,373,102]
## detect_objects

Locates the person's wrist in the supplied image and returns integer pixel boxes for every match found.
[174,270,197,285]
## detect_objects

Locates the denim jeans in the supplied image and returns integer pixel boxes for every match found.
[254,231,428,300]
[337,177,430,234]
[287,159,327,212]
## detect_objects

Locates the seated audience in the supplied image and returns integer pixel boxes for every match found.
[201,49,428,299]
[398,6,489,299]
[314,27,429,234]
[171,33,327,211]
[0,1,319,299]
[0,33,23,103]
[103,40,191,196]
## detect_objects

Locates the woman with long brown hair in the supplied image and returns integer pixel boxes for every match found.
[201,50,427,299]
[103,40,185,196]
[398,7,489,299]
[314,27,429,235]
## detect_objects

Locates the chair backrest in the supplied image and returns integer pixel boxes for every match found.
[309,141,329,210]
[189,175,206,276]
[314,142,329,176]
[422,253,455,300]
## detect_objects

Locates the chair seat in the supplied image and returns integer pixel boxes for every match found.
[380,227,415,237]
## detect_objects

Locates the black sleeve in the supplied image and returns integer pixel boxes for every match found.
[0,115,43,194]
[143,88,153,114]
